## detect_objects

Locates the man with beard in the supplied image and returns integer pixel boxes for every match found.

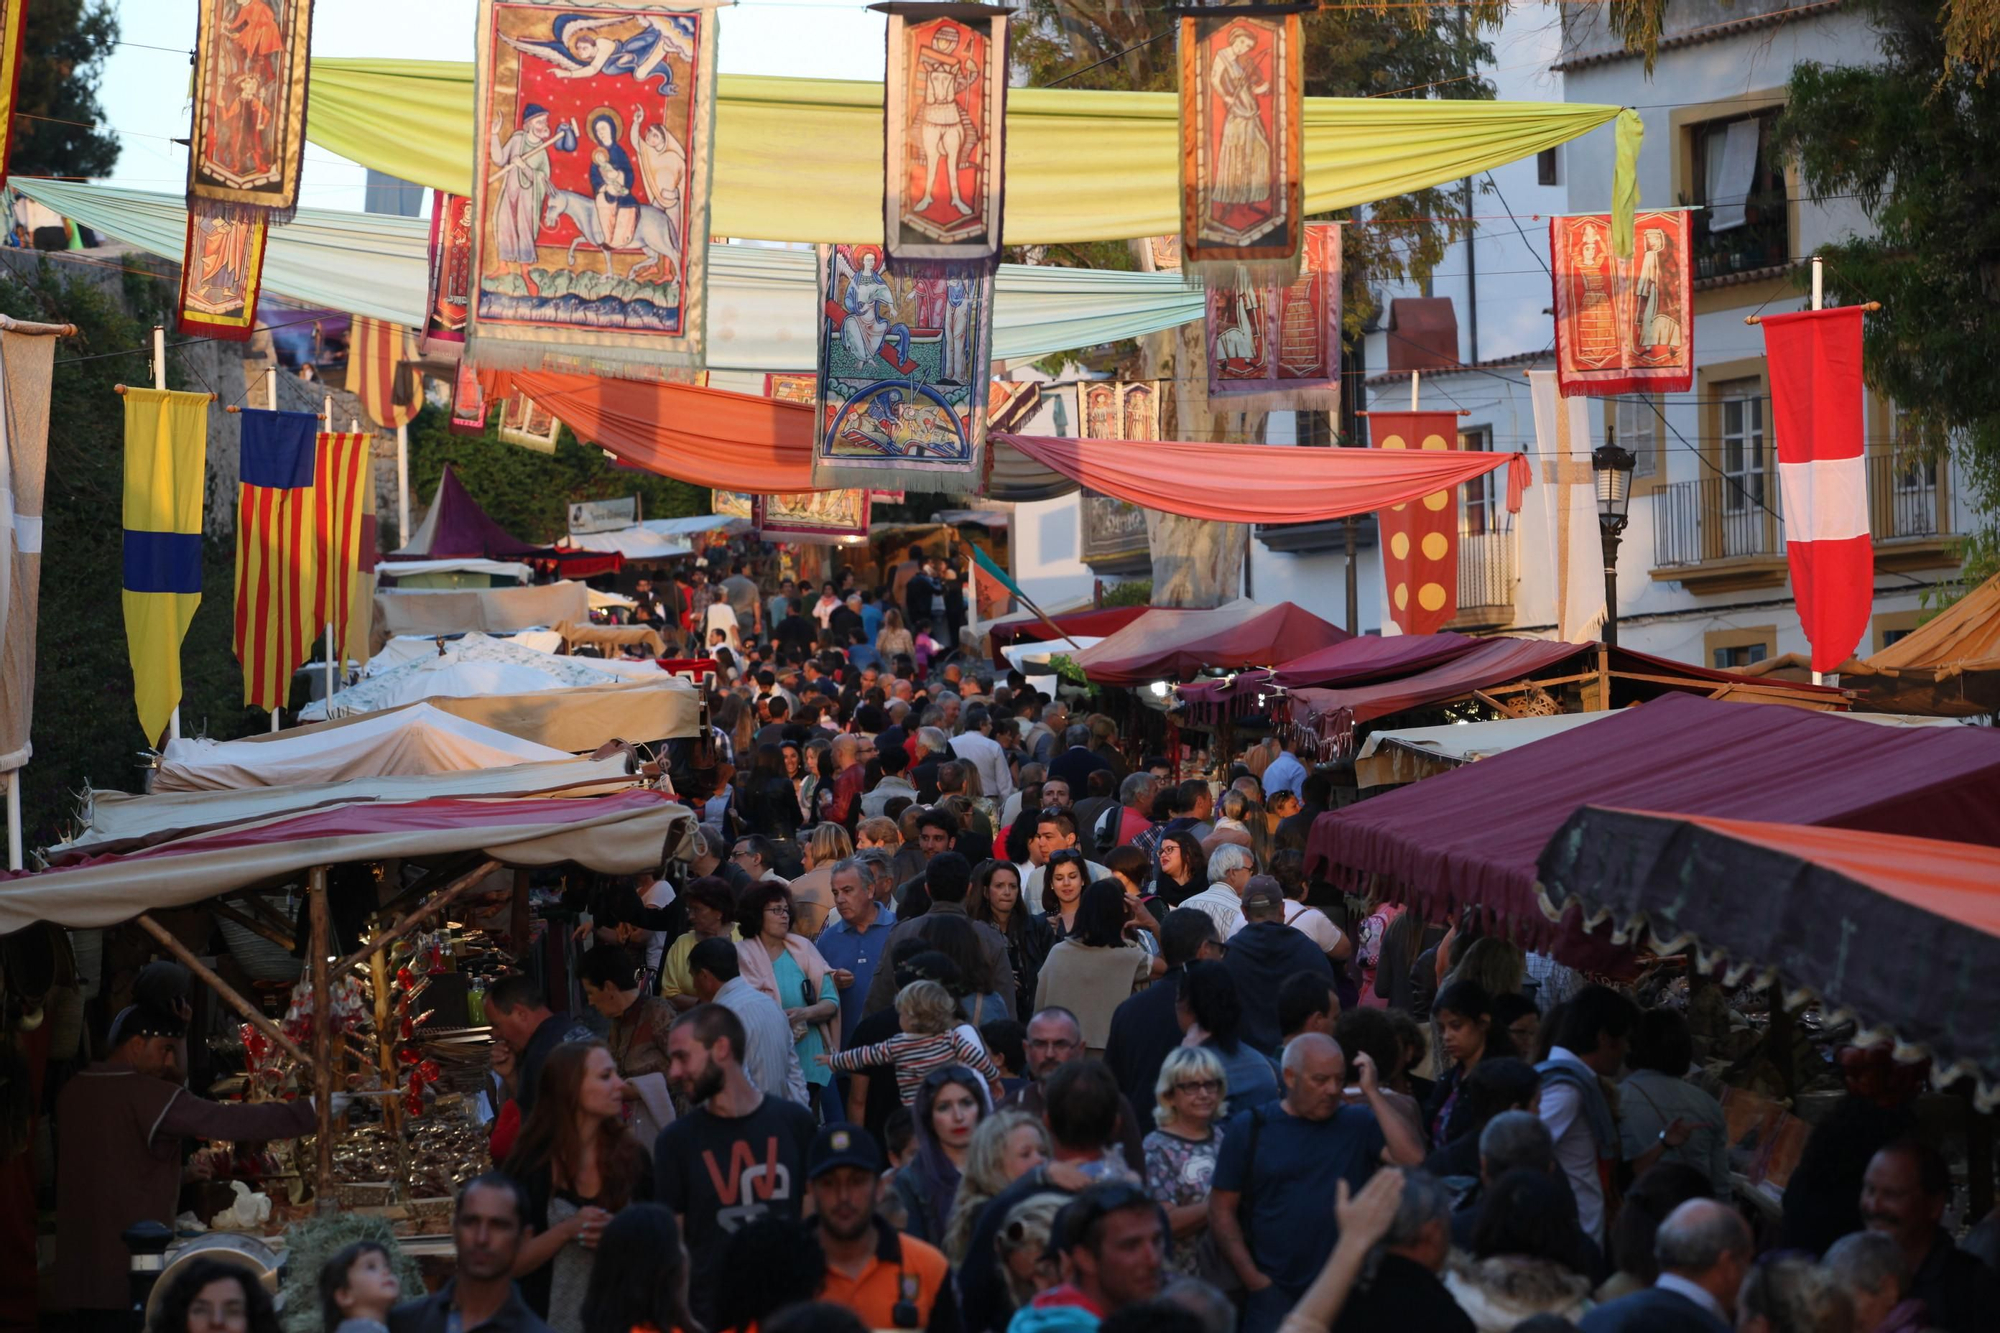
[807,1123,959,1332]
[654,1003,819,1330]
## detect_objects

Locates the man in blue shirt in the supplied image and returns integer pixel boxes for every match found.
[860,589,885,645]
[814,857,896,1047]
[1261,740,1307,801]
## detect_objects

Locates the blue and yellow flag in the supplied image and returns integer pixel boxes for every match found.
[122,388,209,744]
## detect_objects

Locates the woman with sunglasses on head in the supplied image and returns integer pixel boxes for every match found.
[735,879,841,1120]
[1144,1045,1230,1279]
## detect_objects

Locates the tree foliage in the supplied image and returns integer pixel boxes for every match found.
[12,0,121,181]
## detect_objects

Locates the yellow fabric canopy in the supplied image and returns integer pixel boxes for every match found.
[308,59,1639,246]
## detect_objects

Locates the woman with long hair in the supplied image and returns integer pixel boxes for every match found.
[148,1258,282,1333]
[890,1064,990,1245]
[503,1041,652,1329]
[1039,849,1092,940]
[786,821,853,939]
[801,740,835,824]
[579,1203,697,1333]
[1153,831,1207,906]
[1034,881,1156,1056]
[1175,961,1278,1114]
[1002,783,1044,864]
[1423,1056,1541,1183]
[1144,1045,1229,1278]
[1424,979,1519,1152]
[941,1110,1051,1265]
[1103,843,1164,961]
[876,606,914,663]
[734,880,840,1119]
[921,911,1008,1029]
[965,858,1052,1021]
[738,742,802,862]
[781,739,806,815]
[1442,1169,1595,1330]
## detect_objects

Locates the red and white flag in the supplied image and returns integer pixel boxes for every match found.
[1763,306,1871,673]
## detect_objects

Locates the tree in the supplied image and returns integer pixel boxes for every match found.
[1775,0,2000,568]
[11,0,120,181]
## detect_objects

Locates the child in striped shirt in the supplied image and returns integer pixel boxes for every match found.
[821,979,1004,1105]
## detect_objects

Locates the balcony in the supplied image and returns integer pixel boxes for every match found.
[1867,452,1956,572]
[1449,529,1517,631]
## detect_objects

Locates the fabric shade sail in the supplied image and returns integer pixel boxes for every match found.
[307,61,1639,246]
[1073,600,1349,687]
[1306,692,2000,960]
[1538,807,2000,1110]
[986,606,1152,665]
[1285,638,1588,750]
[13,179,1204,370]
[0,789,694,932]
[1355,713,1612,788]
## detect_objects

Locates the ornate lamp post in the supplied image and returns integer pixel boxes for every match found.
[1592,443,1636,647]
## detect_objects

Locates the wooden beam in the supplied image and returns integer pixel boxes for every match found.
[135,913,315,1069]
[1470,689,1523,719]
[232,890,296,936]
[329,858,505,985]
[210,899,294,953]
[372,855,484,923]
[309,867,335,1212]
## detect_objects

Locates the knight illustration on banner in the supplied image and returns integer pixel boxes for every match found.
[884,4,1009,262]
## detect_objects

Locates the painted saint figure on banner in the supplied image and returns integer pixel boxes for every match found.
[885,7,1007,260]
[1209,29,1274,212]
[1549,211,1694,396]
[191,212,255,313]
[1180,10,1300,281]
[198,0,291,190]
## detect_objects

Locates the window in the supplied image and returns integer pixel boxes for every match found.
[1537,147,1559,187]
[1881,627,1914,648]
[1717,378,1769,544]
[1690,110,1789,279]
[1607,395,1660,480]
[1460,426,1497,535]
[1713,642,1769,669]
[1705,625,1777,670]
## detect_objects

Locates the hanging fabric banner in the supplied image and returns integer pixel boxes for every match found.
[0,1,29,193]
[1079,382,1160,569]
[176,207,268,340]
[812,242,994,492]
[1763,305,1872,674]
[449,361,490,437]
[881,2,1010,262]
[1370,410,1461,636]
[423,190,475,352]
[1549,210,1693,397]
[1205,220,1341,409]
[1179,6,1304,287]
[188,0,316,223]
[314,430,370,663]
[122,389,210,743]
[758,372,869,532]
[349,316,419,430]
[0,320,58,776]
[234,409,319,713]
[1527,371,1606,643]
[711,489,753,519]
[345,446,378,669]
[469,0,720,378]
[497,395,562,453]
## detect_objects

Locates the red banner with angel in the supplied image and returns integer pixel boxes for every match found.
[1179,9,1303,287]
[188,0,315,223]
[882,3,1010,262]
[1371,411,1461,636]
[424,191,475,352]
[1550,211,1694,397]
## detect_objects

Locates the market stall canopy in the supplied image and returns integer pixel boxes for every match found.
[1178,632,1482,721]
[154,703,574,793]
[55,756,642,860]
[555,621,667,659]
[1355,713,1611,788]
[373,582,591,643]
[305,61,1638,246]
[0,789,692,932]
[1307,692,2000,958]
[987,606,1151,665]
[393,465,544,560]
[364,630,564,676]
[1538,807,2000,1110]
[1073,600,1350,687]
[1844,571,2000,716]
[558,520,697,562]
[377,557,534,584]
[1284,638,1587,753]
[288,678,700,753]
[306,632,663,722]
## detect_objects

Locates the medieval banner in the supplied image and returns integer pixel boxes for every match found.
[188,0,316,222]
[424,190,475,352]
[448,361,490,437]
[882,3,1009,262]
[469,0,721,377]
[176,208,268,341]
[1179,8,1303,287]
[711,490,753,519]
[1080,382,1160,570]
[1550,210,1694,397]
[812,242,994,492]
[754,490,872,542]
[765,371,816,404]
[1206,221,1341,409]
[1370,410,1461,636]
[0,2,30,192]
[497,394,562,453]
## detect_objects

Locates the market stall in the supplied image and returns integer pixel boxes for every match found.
[1842,571,2000,717]
[371,582,591,645]
[376,557,534,589]
[392,465,545,562]
[1072,599,1350,687]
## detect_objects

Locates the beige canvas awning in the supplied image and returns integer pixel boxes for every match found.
[373,580,590,644]
[270,678,702,752]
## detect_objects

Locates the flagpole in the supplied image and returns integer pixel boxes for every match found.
[4,770,19,871]
[396,419,410,547]
[155,325,182,746]
[1809,256,1824,688]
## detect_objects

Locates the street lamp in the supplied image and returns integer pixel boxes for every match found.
[1592,443,1636,647]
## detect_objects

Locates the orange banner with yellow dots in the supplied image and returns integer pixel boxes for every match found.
[1370,411,1460,636]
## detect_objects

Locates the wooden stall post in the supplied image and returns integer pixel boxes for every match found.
[511,868,532,961]
[309,866,336,1211]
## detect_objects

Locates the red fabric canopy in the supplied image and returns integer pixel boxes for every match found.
[490,370,1530,525]
[1307,692,2000,957]
[987,606,1151,665]
[1178,632,1483,721]
[1074,601,1350,686]
[1287,638,1588,751]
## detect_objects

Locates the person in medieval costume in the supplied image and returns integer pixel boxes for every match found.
[942,274,974,384]
[223,0,285,82]
[585,110,641,251]
[631,102,687,270]
[835,246,916,374]
[1214,286,1260,363]
[912,23,981,217]
[194,213,250,305]
[1209,30,1274,208]
[52,1004,321,1327]
[490,104,578,298]
[1633,226,1684,353]
[217,71,273,178]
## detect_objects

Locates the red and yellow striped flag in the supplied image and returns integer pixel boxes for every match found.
[344,447,378,669]
[233,409,319,712]
[314,432,371,662]
[349,316,419,430]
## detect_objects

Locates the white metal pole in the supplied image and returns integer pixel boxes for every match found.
[396,420,410,548]
[269,365,283,731]
[1810,257,1825,688]
[154,326,183,745]
[1410,370,1419,412]
[4,770,21,872]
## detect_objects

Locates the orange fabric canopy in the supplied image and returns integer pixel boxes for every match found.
[494,369,1531,524]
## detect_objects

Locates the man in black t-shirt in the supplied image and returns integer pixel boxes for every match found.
[655,1003,818,1329]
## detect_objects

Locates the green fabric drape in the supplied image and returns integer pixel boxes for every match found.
[308,60,1639,246]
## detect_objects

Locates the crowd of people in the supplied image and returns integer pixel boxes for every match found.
[138,543,1999,1333]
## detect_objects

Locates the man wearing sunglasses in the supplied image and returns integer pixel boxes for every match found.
[1009,1182,1168,1331]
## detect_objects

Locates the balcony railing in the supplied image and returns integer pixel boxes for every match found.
[1869,452,1946,541]
[1457,528,1516,611]
[1653,456,1955,570]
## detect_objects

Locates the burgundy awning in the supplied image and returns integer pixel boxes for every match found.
[1178,632,1484,723]
[1073,602,1350,687]
[395,464,546,559]
[1287,638,1588,753]
[987,606,1151,666]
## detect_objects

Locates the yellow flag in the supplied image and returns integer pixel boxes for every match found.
[122,388,209,744]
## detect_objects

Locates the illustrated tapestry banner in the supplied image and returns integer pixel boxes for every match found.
[1179,9,1303,287]
[760,372,869,533]
[1206,221,1341,410]
[882,3,1009,262]
[1550,210,1693,397]
[424,189,475,352]
[812,242,994,492]
[1080,382,1160,568]
[188,0,316,223]
[0,1,30,193]
[498,394,562,453]
[449,361,490,436]
[177,207,268,341]
[711,489,753,519]
[470,0,720,378]
[1370,410,1461,636]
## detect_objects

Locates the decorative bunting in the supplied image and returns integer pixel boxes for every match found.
[497,394,562,453]
[881,3,1010,262]
[448,361,489,436]
[349,316,419,430]
[1370,410,1461,636]
[0,1,30,192]
[1179,7,1304,287]
[123,389,210,743]
[1206,221,1341,409]
[176,206,268,341]
[1550,210,1693,397]
[314,430,371,664]
[812,242,994,492]
[423,190,475,352]
[469,0,720,378]
[188,0,316,223]
[234,409,319,713]
[1763,306,1872,674]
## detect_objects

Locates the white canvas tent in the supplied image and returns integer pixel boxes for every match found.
[305,632,659,721]
[156,704,574,792]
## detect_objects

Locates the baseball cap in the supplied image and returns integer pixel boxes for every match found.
[1241,875,1285,912]
[808,1123,883,1179]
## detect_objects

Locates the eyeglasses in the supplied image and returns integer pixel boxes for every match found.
[1174,1079,1223,1095]
[764,903,792,915]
